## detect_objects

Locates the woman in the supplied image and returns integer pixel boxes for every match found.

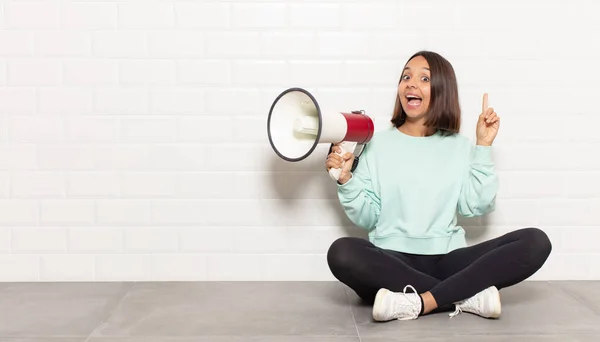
[325,51,552,321]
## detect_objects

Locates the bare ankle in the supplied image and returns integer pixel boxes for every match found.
[419,291,438,315]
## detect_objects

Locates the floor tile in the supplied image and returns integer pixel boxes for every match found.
[0,282,132,338]
[361,334,600,342]
[89,337,360,342]
[89,282,357,338]
[552,281,600,314]
[346,281,600,338]
[0,339,84,342]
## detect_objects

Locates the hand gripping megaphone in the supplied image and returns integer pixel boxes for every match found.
[266,87,374,181]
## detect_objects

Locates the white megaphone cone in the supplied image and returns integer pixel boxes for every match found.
[267,87,374,181]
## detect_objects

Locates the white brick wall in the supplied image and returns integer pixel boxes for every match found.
[0,0,598,281]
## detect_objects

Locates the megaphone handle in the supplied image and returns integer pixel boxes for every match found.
[329,141,357,181]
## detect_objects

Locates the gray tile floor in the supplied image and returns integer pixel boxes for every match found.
[0,281,599,341]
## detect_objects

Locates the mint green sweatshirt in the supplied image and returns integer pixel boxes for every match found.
[337,126,498,255]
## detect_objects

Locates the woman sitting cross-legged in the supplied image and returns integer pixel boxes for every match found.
[325,50,552,321]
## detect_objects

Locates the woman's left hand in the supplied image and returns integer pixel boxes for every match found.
[476,93,500,146]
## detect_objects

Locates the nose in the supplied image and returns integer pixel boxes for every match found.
[405,78,417,88]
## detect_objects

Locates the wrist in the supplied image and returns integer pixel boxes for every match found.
[476,140,492,146]
[338,174,352,185]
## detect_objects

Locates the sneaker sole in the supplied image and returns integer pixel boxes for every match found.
[372,288,390,321]
[487,286,501,319]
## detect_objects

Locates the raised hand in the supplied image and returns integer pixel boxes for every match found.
[476,93,500,146]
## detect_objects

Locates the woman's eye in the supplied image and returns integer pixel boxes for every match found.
[422,76,430,82]
[402,75,409,80]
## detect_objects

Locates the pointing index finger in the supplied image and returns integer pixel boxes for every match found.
[482,93,489,112]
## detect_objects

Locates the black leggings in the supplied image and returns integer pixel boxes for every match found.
[327,227,552,311]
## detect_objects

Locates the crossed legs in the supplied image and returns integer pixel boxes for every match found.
[327,227,552,318]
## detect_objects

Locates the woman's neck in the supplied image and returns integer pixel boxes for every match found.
[398,121,436,137]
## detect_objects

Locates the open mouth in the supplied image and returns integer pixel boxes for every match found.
[406,94,422,107]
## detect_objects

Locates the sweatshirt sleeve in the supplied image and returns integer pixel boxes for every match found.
[336,144,381,231]
[457,144,498,217]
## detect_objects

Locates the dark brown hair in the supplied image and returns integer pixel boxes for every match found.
[390,50,461,135]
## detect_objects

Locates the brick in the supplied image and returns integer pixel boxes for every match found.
[342,3,399,29]
[40,255,95,281]
[289,4,341,28]
[93,145,150,171]
[119,117,178,143]
[95,255,151,281]
[9,117,64,143]
[67,227,122,253]
[0,144,37,170]
[205,32,260,57]
[37,145,95,170]
[344,61,401,85]
[149,88,205,115]
[3,1,60,29]
[0,88,36,115]
[121,172,177,198]
[204,88,260,115]
[180,227,234,253]
[11,227,67,253]
[62,2,117,29]
[150,200,206,225]
[232,61,288,86]
[92,31,146,58]
[67,172,120,198]
[177,117,233,143]
[65,117,119,143]
[7,59,61,86]
[63,60,119,86]
[38,88,92,115]
[147,145,206,171]
[147,31,204,58]
[11,171,66,198]
[0,255,39,281]
[96,200,151,225]
[0,31,34,56]
[40,200,95,226]
[206,254,262,281]
[496,171,567,199]
[289,61,344,86]
[231,3,286,28]
[150,255,207,281]
[118,2,174,29]
[175,2,230,28]
[119,60,177,86]
[483,198,540,227]
[93,88,148,115]
[177,60,229,86]
[317,32,372,58]
[34,31,90,56]
[123,227,178,253]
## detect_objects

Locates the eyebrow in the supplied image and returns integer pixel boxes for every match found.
[404,66,430,71]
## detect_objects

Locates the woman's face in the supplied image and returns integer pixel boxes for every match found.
[398,55,431,119]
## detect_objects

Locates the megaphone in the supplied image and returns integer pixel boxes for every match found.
[267,87,374,181]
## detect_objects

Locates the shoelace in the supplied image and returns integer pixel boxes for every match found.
[449,305,462,318]
[393,285,421,320]
[449,294,478,318]
[402,284,418,298]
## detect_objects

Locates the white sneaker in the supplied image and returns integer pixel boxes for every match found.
[449,286,501,319]
[372,285,422,321]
